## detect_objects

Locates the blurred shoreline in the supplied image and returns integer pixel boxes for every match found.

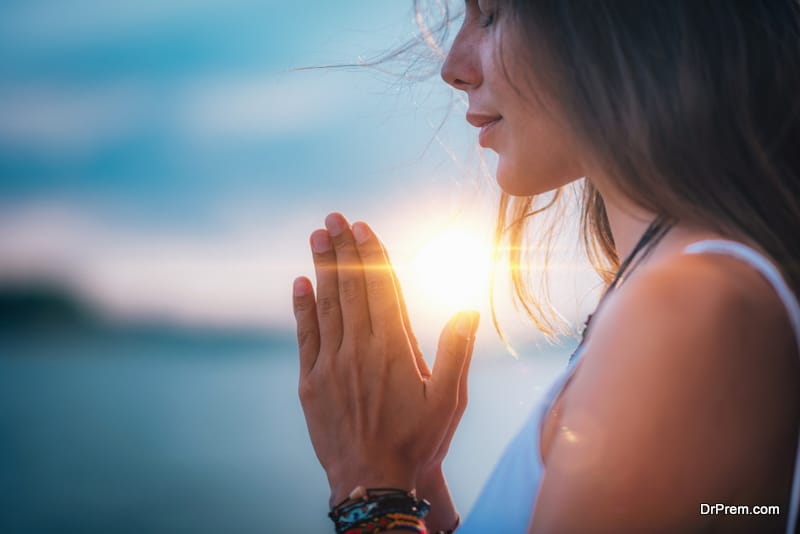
[0,280,297,359]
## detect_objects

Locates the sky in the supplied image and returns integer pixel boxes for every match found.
[0,0,603,354]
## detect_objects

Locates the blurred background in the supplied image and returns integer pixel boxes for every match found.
[0,1,601,532]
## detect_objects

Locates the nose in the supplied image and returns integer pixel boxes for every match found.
[440,25,481,91]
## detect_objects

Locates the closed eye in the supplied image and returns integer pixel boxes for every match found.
[476,0,497,28]
[465,0,495,29]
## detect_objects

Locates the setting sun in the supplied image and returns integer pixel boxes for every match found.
[403,224,495,314]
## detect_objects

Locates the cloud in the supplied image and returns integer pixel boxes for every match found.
[0,83,152,154]
[0,71,356,155]
[176,73,352,142]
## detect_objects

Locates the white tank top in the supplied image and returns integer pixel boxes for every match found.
[458,239,800,534]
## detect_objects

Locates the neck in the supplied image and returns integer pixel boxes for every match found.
[596,186,656,263]
[587,174,725,272]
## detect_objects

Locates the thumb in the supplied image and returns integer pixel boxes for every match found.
[430,310,479,401]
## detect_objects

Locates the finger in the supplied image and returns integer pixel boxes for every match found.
[310,228,342,352]
[430,311,479,404]
[293,276,320,375]
[351,221,404,335]
[378,238,429,377]
[437,316,478,448]
[457,318,477,413]
[431,319,477,460]
[325,212,370,336]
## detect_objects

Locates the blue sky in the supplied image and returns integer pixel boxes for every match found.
[0,0,601,354]
[0,1,431,203]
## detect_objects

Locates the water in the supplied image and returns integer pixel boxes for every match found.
[0,329,570,533]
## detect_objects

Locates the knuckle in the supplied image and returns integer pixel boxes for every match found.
[366,276,389,297]
[296,326,316,348]
[294,297,314,315]
[358,245,381,262]
[317,295,338,316]
[341,278,361,303]
[313,254,334,269]
[298,378,316,402]
[332,235,351,251]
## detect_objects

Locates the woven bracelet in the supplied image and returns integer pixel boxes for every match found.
[343,511,427,534]
[329,487,431,534]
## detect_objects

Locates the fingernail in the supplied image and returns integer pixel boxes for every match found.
[325,213,347,236]
[294,277,310,297]
[352,222,370,244]
[456,312,478,338]
[311,231,331,253]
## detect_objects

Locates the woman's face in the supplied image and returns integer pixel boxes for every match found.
[441,0,585,196]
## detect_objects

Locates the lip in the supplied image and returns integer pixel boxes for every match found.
[466,112,502,128]
[466,112,502,147]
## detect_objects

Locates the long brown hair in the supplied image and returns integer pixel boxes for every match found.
[481,0,800,347]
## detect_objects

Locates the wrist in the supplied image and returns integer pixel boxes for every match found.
[327,464,418,509]
[418,462,444,482]
[328,487,431,534]
[415,466,459,533]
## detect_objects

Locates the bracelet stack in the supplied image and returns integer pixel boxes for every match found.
[328,486,431,533]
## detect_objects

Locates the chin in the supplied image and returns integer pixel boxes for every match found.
[496,162,549,197]
[496,159,583,197]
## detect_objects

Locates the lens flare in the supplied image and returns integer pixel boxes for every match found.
[406,225,494,314]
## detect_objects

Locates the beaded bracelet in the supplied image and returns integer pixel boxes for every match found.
[329,487,430,534]
[343,512,427,534]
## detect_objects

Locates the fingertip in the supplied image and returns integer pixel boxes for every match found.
[325,210,346,222]
[469,310,480,331]
[352,221,371,245]
[455,310,479,338]
[310,229,331,254]
[293,276,312,297]
[325,212,349,236]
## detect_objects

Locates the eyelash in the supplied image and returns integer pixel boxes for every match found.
[479,11,495,28]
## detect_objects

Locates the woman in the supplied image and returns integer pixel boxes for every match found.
[292,1,800,532]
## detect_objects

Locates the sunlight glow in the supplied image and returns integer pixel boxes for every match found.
[404,224,495,315]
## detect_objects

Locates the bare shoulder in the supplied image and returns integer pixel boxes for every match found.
[580,249,797,412]
[530,250,799,532]
[590,249,795,362]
